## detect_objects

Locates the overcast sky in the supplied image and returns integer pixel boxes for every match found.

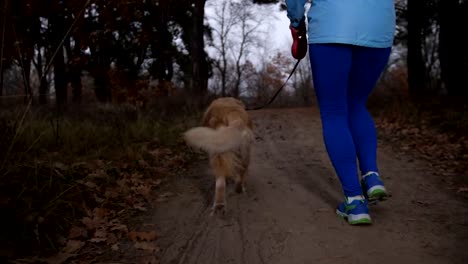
[204,1,293,65]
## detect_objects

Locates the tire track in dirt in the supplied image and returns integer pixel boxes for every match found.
[151,107,468,264]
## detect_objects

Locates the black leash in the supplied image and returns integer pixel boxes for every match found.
[245,58,302,111]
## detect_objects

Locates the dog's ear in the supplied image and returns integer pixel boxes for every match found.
[230,119,244,129]
[201,108,212,126]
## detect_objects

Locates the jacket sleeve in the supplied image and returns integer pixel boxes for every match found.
[285,0,308,28]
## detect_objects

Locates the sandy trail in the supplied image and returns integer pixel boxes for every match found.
[150,107,468,264]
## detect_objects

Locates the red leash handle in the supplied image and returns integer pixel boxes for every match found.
[290,23,308,60]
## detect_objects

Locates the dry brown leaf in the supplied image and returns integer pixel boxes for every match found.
[133,202,147,211]
[94,228,107,238]
[111,243,120,251]
[82,217,100,230]
[94,193,105,203]
[42,240,85,264]
[68,225,88,239]
[105,189,120,199]
[159,192,174,199]
[139,231,158,241]
[88,169,108,179]
[109,219,128,233]
[107,233,118,245]
[139,255,159,264]
[93,208,109,218]
[128,231,158,242]
[63,240,86,254]
[84,181,98,189]
[44,253,77,264]
[128,231,138,241]
[136,184,152,201]
[89,237,107,243]
[134,241,159,253]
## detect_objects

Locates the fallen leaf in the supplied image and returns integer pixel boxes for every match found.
[128,231,138,241]
[139,231,157,241]
[133,202,147,211]
[105,189,120,199]
[93,207,109,219]
[134,241,159,253]
[82,217,100,230]
[42,240,85,264]
[63,240,85,254]
[139,255,159,264]
[107,233,118,244]
[128,231,158,241]
[44,253,77,264]
[111,243,120,251]
[54,162,68,170]
[457,187,468,193]
[94,228,107,238]
[109,219,128,233]
[68,225,88,239]
[94,193,105,203]
[89,237,107,243]
[159,192,173,198]
[84,181,98,189]
[136,184,152,201]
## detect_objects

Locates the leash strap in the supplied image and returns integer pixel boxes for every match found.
[245,59,302,111]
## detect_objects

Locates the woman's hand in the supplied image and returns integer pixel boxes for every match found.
[289,21,307,60]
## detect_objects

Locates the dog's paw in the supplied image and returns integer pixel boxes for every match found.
[210,203,226,216]
[235,183,247,194]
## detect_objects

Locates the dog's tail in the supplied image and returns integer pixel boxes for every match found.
[183,120,253,154]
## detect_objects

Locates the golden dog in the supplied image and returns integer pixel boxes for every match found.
[183,97,254,214]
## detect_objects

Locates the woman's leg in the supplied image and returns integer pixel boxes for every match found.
[308,44,362,197]
[347,46,391,175]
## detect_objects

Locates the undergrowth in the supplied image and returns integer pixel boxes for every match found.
[368,84,468,194]
[0,101,204,261]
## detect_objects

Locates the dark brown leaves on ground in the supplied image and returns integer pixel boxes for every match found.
[3,143,192,264]
[375,113,468,196]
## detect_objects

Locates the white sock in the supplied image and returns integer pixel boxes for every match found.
[363,171,379,178]
[347,195,365,203]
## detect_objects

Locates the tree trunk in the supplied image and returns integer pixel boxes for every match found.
[439,1,467,98]
[0,66,3,97]
[37,48,49,104]
[22,57,32,104]
[54,47,67,105]
[70,64,82,103]
[0,0,8,97]
[191,0,208,95]
[50,13,67,106]
[69,37,82,103]
[406,0,427,99]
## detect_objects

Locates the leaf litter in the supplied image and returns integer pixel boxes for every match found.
[10,144,192,263]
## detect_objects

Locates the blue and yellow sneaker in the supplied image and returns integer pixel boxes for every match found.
[336,196,372,225]
[361,171,388,202]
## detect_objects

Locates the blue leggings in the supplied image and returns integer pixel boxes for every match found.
[309,44,391,197]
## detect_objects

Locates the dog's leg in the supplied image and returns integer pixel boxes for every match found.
[235,168,247,194]
[212,175,226,215]
[235,145,250,194]
[210,155,228,215]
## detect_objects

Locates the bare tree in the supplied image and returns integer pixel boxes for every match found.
[191,0,209,95]
[230,1,264,97]
[207,0,268,97]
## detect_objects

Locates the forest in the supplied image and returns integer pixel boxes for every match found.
[1,0,467,263]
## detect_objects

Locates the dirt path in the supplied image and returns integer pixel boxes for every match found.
[150,107,468,264]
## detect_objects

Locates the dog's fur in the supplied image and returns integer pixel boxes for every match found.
[183,97,254,214]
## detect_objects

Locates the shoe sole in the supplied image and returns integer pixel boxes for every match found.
[362,181,388,201]
[367,186,388,202]
[336,210,372,225]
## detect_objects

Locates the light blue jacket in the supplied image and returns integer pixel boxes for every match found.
[285,0,396,48]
